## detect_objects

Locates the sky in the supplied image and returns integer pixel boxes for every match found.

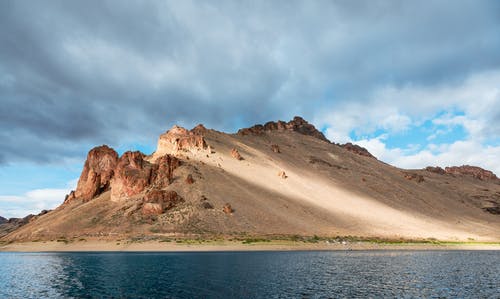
[1,0,499,218]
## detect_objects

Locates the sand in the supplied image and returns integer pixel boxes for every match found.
[1,240,499,252]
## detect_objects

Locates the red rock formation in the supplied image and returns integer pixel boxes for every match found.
[444,165,498,181]
[111,151,156,201]
[340,143,374,158]
[185,174,194,184]
[425,166,446,175]
[142,189,183,215]
[152,154,181,188]
[238,116,329,142]
[65,145,119,203]
[155,125,208,156]
[271,144,280,153]
[142,203,163,216]
[231,148,243,160]
[223,203,233,214]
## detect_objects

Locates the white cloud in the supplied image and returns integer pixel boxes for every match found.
[356,136,500,176]
[318,70,500,176]
[0,180,77,218]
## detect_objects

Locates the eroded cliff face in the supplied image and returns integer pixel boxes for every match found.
[445,165,499,181]
[65,149,181,203]
[65,145,119,203]
[426,165,499,182]
[238,116,329,142]
[154,125,208,158]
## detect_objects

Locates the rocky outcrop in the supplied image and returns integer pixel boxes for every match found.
[223,203,233,214]
[142,190,183,215]
[111,151,156,201]
[238,116,329,142]
[185,174,194,184]
[425,166,446,175]
[403,172,424,183]
[271,144,280,153]
[65,146,180,203]
[152,154,181,188]
[0,216,7,224]
[231,148,243,160]
[340,143,374,158]
[66,145,119,203]
[444,165,498,181]
[425,165,499,182]
[154,125,208,157]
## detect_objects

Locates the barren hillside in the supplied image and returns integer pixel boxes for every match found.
[3,117,500,242]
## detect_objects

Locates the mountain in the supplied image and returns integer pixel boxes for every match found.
[3,117,500,242]
[0,216,6,224]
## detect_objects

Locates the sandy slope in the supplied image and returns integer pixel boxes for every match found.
[3,128,500,242]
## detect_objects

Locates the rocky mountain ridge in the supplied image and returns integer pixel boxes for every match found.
[2,116,500,242]
[425,165,499,182]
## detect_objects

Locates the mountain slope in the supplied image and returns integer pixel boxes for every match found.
[3,117,500,242]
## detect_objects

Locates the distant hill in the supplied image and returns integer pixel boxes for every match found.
[0,216,6,224]
[3,117,499,242]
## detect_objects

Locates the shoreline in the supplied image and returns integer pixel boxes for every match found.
[2,240,500,252]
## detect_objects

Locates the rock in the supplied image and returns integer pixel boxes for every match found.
[403,172,424,183]
[152,154,181,188]
[0,216,7,224]
[237,116,329,142]
[64,191,77,203]
[201,201,214,209]
[190,124,208,135]
[231,148,243,160]
[223,203,233,214]
[66,145,119,203]
[154,125,208,157]
[425,166,446,175]
[278,170,287,179]
[142,203,163,216]
[271,144,280,153]
[185,174,195,184]
[142,189,183,215]
[111,151,155,201]
[444,165,498,181]
[340,143,374,158]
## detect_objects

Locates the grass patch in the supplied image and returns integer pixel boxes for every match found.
[242,238,271,244]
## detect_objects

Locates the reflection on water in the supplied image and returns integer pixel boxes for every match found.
[0,251,499,298]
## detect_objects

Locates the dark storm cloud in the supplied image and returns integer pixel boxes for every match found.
[1,0,499,163]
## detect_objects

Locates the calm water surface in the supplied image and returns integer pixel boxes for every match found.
[0,250,499,298]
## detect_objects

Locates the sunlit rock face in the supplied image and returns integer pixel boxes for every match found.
[110,151,155,202]
[66,145,119,203]
[154,125,208,158]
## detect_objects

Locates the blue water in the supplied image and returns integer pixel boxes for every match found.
[0,251,499,298]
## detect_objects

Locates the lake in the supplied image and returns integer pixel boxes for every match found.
[0,251,499,298]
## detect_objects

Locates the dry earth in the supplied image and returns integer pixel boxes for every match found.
[2,118,500,244]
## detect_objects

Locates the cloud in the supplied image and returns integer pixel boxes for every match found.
[0,178,76,218]
[0,1,499,164]
[356,136,500,176]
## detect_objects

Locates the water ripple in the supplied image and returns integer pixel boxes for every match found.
[0,251,499,298]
